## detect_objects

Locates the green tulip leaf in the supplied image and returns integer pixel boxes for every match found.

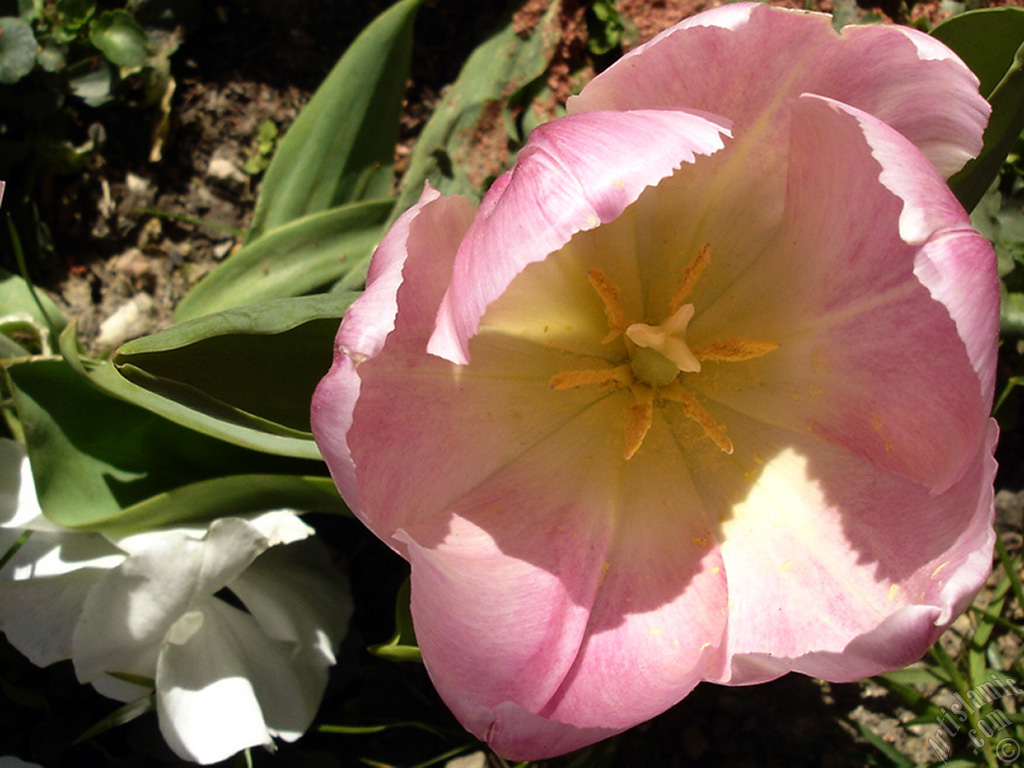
[0,17,37,84]
[933,8,1024,212]
[932,7,1024,98]
[74,694,155,745]
[175,198,392,322]
[116,293,353,433]
[392,1,561,220]
[85,474,347,533]
[89,10,147,70]
[4,357,332,529]
[248,0,420,240]
[0,267,66,346]
[58,324,322,459]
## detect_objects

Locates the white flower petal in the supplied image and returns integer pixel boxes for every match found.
[229,539,352,666]
[73,518,270,687]
[0,569,103,666]
[245,509,315,546]
[156,598,327,764]
[0,439,47,531]
[0,757,45,768]
[2,529,122,580]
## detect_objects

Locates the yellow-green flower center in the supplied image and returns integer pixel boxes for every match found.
[549,244,780,460]
[630,346,683,388]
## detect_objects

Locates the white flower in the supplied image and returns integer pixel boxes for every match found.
[0,758,44,768]
[0,439,353,764]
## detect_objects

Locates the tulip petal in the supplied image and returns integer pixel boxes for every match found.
[569,2,987,178]
[335,193,634,546]
[156,598,328,764]
[399,407,728,761]
[686,95,995,491]
[518,417,729,729]
[428,109,731,363]
[311,190,476,516]
[708,414,996,685]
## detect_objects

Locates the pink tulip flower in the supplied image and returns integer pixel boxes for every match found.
[312,4,999,759]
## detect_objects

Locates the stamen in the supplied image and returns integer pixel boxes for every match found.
[550,365,632,390]
[694,338,780,362]
[623,385,654,460]
[551,245,768,461]
[668,244,711,315]
[661,382,734,454]
[588,269,628,343]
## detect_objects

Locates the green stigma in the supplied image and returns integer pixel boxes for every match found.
[630,346,680,388]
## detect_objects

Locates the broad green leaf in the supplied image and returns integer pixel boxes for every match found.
[4,357,330,529]
[0,267,66,354]
[89,10,147,70]
[116,293,353,433]
[933,9,1024,211]
[0,17,37,84]
[58,324,322,459]
[175,198,392,322]
[247,0,420,240]
[1001,283,1024,335]
[86,474,346,533]
[932,7,1024,98]
[392,1,563,219]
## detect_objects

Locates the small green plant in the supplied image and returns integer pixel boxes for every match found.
[0,0,183,268]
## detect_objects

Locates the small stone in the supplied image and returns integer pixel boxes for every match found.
[95,293,157,349]
[212,239,236,260]
[444,753,486,768]
[206,148,249,194]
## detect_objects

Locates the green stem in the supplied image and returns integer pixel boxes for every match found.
[996,535,1024,615]
[970,604,1024,638]
[930,643,998,768]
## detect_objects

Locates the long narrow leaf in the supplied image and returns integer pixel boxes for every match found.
[248,0,420,240]
[933,9,1024,211]
[90,474,347,533]
[117,293,353,433]
[59,325,321,459]
[175,198,392,322]
[392,1,562,219]
[4,357,327,529]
